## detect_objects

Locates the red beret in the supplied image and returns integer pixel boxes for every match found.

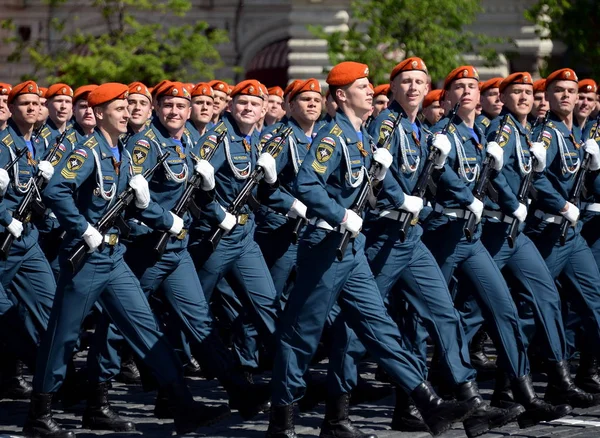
[267,86,284,99]
[0,83,12,96]
[533,79,546,94]
[46,83,74,99]
[289,78,322,101]
[480,77,503,94]
[87,83,129,107]
[191,82,214,98]
[390,57,428,81]
[284,80,302,98]
[128,82,151,101]
[155,81,191,101]
[546,68,578,86]
[38,87,47,98]
[183,83,194,93]
[373,84,390,98]
[423,89,444,109]
[73,85,98,103]
[258,83,268,98]
[499,72,533,93]
[8,81,40,104]
[443,66,480,90]
[151,80,172,99]
[208,80,230,95]
[327,62,370,87]
[579,79,598,93]
[230,79,265,100]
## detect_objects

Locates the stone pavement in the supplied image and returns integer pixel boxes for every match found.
[3,354,600,437]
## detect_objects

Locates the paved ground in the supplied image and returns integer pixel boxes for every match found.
[3,351,600,437]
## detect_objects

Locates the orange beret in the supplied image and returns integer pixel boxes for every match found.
[155,81,191,101]
[480,77,503,94]
[546,68,578,86]
[533,79,546,94]
[191,82,214,98]
[289,78,322,101]
[128,82,151,101]
[87,83,129,107]
[443,66,480,90]
[183,83,194,93]
[73,85,98,103]
[579,79,598,94]
[230,79,265,100]
[284,80,302,98]
[267,86,284,99]
[0,83,12,96]
[423,89,444,109]
[327,61,370,87]
[46,83,74,99]
[390,57,428,81]
[151,80,173,99]
[38,87,48,98]
[258,83,268,98]
[8,81,40,105]
[373,84,390,98]
[228,85,233,95]
[208,80,230,95]
[499,72,533,93]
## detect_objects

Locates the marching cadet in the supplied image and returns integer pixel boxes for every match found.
[255,82,270,132]
[575,79,598,136]
[372,84,390,119]
[35,87,48,133]
[422,66,572,427]
[421,89,445,128]
[282,80,302,117]
[265,86,286,127]
[480,72,598,409]
[41,84,73,144]
[187,82,214,143]
[530,79,548,122]
[524,68,600,395]
[267,61,476,438]
[126,82,152,135]
[64,85,98,150]
[25,82,230,438]
[207,80,230,124]
[0,83,11,132]
[476,77,503,132]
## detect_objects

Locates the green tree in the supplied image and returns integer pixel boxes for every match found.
[2,0,228,86]
[312,0,504,85]
[525,0,600,78]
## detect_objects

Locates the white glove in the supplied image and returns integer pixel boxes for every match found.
[340,209,363,238]
[82,223,102,253]
[0,168,9,195]
[38,160,54,181]
[486,141,504,171]
[399,194,424,216]
[128,174,150,209]
[584,139,600,171]
[372,148,393,181]
[257,153,277,184]
[168,212,184,235]
[432,134,452,168]
[467,198,484,224]
[530,142,547,172]
[195,159,215,191]
[560,202,580,226]
[219,211,237,232]
[6,218,23,239]
[288,199,307,219]
[512,203,528,223]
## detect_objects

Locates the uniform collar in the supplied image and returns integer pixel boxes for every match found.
[221,112,249,143]
[503,110,529,136]
[548,110,580,139]
[333,110,364,144]
[288,117,311,144]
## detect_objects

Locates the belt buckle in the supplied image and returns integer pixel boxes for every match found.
[108,234,118,246]
[238,214,248,225]
[177,229,188,240]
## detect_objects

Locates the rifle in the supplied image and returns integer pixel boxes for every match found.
[0,130,67,260]
[67,151,170,272]
[506,111,550,248]
[206,127,293,251]
[398,102,460,242]
[463,113,511,242]
[152,131,227,259]
[558,113,600,246]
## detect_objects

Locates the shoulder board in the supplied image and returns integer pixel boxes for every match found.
[480,117,490,127]
[214,122,227,134]
[1,133,13,147]
[184,127,191,137]
[66,132,77,145]
[144,129,156,141]
[83,136,98,149]
[506,117,516,128]
[329,124,342,136]
[40,127,52,139]
[448,124,456,134]
[546,121,556,129]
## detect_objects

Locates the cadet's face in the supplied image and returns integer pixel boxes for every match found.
[422,101,444,125]
[127,94,152,128]
[157,96,191,133]
[373,95,389,118]
[191,95,214,124]
[501,85,533,117]
[448,79,479,112]
[392,71,428,111]
[37,97,48,123]
[74,100,96,130]
[9,94,40,127]
[480,88,503,117]
[230,95,264,127]
[267,95,285,120]
[531,91,549,119]
[290,91,322,124]
[575,91,597,120]
[546,80,577,116]
[0,95,10,123]
[326,94,337,117]
[212,90,228,116]
[47,95,73,124]
[96,98,129,135]
[337,77,373,116]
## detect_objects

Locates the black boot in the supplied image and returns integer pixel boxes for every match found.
[469,328,497,373]
[390,386,428,432]
[183,356,204,377]
[82,381,135,431]
[456,381,523,438]
[411,381,477,437]
[545,360,599,408]
[490,369,520,410]
[298,372,327,412]
[575,351,600,394]
[319,393,377,438]
[511,374,572,428]
[154,387,173,419]
[266,404,297,438]
[221,370,271,420]
[23,392,75,438]
[1,358,32,400]
[115,349,141,385]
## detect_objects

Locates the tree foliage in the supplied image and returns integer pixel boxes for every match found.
[312,0,504,85]
[525,0,600,78]
[2,0,228,86]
